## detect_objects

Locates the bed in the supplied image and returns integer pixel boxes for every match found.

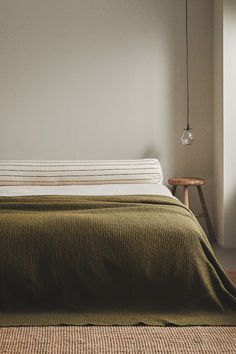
[0,159,235,326]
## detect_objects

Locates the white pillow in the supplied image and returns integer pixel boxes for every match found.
[0,159,163,186]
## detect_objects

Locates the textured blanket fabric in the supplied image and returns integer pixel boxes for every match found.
[0,195,235,326]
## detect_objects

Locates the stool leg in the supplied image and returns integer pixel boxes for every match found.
[183,186,189,208]
[197,186,216,242]
[172,185,177,196]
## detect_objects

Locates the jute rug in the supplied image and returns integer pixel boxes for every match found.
[0,326,235,354]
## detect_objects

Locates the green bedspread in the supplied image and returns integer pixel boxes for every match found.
[0,195,235,326]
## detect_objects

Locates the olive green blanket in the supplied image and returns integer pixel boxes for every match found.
[0,195,235,326]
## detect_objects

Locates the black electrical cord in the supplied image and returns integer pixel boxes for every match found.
[186,0,190,130]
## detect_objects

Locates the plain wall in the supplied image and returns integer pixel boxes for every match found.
[213,0,224,244]
[213,0,236,247]
[0,0,214,223]
[223,0,236,247]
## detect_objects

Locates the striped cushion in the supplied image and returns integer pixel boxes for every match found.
[0,159,163,186]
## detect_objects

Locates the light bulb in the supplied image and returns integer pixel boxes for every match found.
[181,128,194,145]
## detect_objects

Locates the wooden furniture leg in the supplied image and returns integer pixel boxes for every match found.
[183,186,189,208]
[197,186,216,242]
[172,185,177,196]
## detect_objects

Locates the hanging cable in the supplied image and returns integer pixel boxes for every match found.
[186,0,190,130]
[181,0,194,144]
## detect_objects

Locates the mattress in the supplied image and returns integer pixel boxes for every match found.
[0,184,173,197]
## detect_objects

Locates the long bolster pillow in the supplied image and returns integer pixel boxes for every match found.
[0,159,163,186]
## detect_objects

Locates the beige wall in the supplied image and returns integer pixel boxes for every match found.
[0,0,213,222]
[224,0,236,247]
[213,0,236,247]
[213,0,224,244]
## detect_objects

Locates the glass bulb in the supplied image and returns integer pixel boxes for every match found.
[181,128,194,145]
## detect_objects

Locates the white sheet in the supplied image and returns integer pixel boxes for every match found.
[0,184,174,198]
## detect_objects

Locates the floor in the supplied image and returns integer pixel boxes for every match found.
[211,243,236,285]
[211,243,236,271]
[0,326,235,354]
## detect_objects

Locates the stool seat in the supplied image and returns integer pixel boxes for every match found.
[168,176,215,242]
[168,177,205,186]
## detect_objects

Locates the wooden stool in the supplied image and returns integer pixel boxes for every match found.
[168,177,216,242]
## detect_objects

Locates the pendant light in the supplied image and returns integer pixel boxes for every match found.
[181,0,194,145]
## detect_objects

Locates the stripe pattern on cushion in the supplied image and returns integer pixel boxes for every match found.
[0,159,163,186]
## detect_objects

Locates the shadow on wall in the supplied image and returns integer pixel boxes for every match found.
[142,147,163,161]
[134,0,214,243]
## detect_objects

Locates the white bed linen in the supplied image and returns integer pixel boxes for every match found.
[0,184,173,198]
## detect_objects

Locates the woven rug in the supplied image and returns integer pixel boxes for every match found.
[0,326,235,354]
